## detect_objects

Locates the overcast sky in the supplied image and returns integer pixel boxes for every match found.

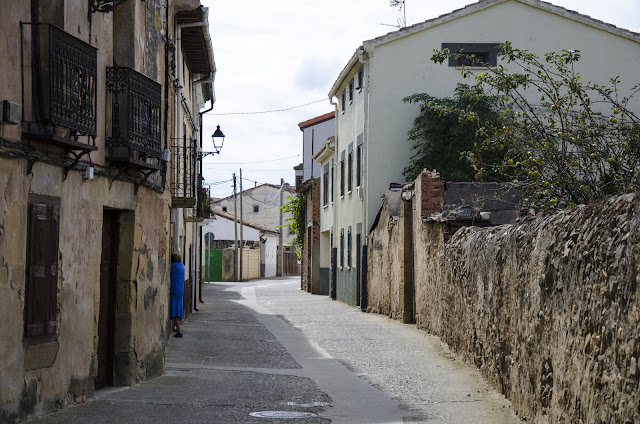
[199,0,640,199]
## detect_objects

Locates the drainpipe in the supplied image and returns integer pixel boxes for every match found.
[329,95,339,300]
[196,73,215,304]
[357,48,369,309]
[357,48,369,246]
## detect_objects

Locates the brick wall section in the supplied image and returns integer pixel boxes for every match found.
[420,170,445,218]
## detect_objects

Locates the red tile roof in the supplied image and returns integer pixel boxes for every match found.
[298,111,335,130]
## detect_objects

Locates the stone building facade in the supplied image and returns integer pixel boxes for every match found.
[0,0,215,421]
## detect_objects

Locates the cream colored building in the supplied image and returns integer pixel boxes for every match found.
[319,0,640,306]
[0,0,215,421]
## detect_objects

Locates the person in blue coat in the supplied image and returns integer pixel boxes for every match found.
[170,253,186,338]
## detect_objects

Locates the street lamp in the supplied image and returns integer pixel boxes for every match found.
[201,125,226,158]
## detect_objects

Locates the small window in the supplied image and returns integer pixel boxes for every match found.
[356,143,362,187]
[348,78,354,102]
[357,67,364,89]
[331,159,335,203]
[222,206,227,212]
[253,205,259,213]
[341,90,346,112]
[347,148,353,192]
[340,152,345,197]
[347,227,352,267]
[340,229,344,267]
[323,164,329,207]
[442,43,500,67]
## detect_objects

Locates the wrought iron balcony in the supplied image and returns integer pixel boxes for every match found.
[106,67,162,169]
[171,137,197,208]
[21,23,98,151]
[193,177,211,220]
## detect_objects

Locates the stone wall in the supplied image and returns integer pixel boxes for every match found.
[368,169,640,423]
[301,180,322,293]
[414,194,640,423]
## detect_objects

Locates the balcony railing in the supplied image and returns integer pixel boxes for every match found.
[21,23,97,150]
[171,137,196,208]
[193,178,211,220]
[106,67,162,169]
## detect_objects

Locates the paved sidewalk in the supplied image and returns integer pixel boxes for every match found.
[26,277,520,424]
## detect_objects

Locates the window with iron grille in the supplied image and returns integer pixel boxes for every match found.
[21,23,97,148]
[25,195,60,342]
[171,134,197,206]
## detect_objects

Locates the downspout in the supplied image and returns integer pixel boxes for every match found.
[192,71,215,304]
[357,48,369,245]
[329,95,339,300]
[175,20,207,256]
[357,47,369,310]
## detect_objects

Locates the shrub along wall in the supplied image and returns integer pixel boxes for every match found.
[413,192,639,423]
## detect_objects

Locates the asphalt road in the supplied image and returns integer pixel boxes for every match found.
[27,277,521,424]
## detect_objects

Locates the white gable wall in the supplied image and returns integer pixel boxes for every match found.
[364,0,640,231]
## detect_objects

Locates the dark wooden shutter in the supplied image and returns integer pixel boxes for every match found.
[25,197,59,338]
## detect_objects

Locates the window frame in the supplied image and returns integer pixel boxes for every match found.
[341,90,346,112]
[347,144,353,193]
[340,228,345,268]
[347,226,352,268]
[340,151,345,197]
[357,66,364,90]
[323,163,329,207]
[348,78,354,103]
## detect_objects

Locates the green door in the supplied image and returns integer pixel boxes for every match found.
[205,249,223,281]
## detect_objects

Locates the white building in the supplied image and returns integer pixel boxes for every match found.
[318,0,640,306]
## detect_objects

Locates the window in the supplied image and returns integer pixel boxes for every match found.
[331,159,335,203]
[347,144,353,193]
[357,66,364,89]
[253,205,259,213]
[341,90,346,112]
[340,229,344,267]
[347,227,352,267]
[323,164,329,207]
[441,43,500,67]
[25,195,60,341]
[348,78,354,102]
[356,142,362,188]
[340,151,345,197]
[222,206,227,212]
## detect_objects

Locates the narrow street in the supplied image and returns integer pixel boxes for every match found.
[28,277,520,424]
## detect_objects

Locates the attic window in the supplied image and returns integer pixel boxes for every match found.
[253,205,259,213]
[442,43,500,67]
[222,206,227,212]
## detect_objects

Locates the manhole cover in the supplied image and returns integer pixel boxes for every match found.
[249,411,317,418]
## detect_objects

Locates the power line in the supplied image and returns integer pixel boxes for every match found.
[202,154,301,165]
[210,99,327,115]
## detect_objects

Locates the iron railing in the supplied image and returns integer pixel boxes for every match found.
[106,67,162,166]
[171,136,196,207]
[21,23,97,144]
[194,179,211,219]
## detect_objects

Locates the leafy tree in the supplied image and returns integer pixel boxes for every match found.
[431,42,640,212]
[402,84,504,182]
[281,193,305,261]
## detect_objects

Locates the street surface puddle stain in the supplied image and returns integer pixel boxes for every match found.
[287,401,326,407]
[249,411,317,418]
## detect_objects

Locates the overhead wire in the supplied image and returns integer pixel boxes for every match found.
[210,99,326,116]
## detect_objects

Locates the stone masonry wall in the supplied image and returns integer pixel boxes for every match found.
[412,184,640,421]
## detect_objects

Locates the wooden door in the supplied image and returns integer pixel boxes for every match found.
[96,210,118,390]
